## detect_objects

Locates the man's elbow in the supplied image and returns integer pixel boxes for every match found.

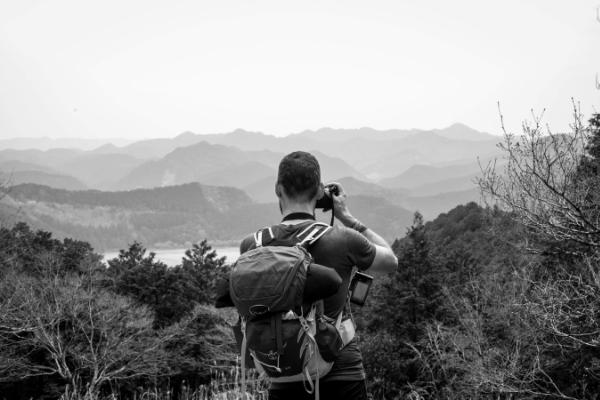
[382,253,398,273]
[370,249,398,273]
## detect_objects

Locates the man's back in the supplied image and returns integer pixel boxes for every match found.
[239,220,376,382]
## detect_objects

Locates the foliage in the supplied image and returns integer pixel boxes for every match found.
[0,222,233,400]
[469,111,600,399]
[106,240,227,328]
[361,203,535,399]
[479,107,600,248]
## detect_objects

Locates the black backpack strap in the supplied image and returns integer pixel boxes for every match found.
[272,313,284,355]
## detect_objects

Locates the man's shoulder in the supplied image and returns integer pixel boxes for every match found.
[239,234,256,254]
[238,223,368,253]
[324,224,364,243]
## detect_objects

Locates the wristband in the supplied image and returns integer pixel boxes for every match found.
[350,219,368,233]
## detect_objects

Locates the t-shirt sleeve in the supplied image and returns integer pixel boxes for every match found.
[345,228,377,270]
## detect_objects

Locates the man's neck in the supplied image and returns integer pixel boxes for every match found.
[281,205,315,224]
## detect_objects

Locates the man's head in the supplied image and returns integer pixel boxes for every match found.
[276,151,323,206]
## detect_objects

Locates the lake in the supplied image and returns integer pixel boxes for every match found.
[103,246,240,267]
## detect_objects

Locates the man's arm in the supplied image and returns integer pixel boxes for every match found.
[330,182,398,273]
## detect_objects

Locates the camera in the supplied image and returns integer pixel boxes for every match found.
[349,271,373,306]
[315,184,339,211]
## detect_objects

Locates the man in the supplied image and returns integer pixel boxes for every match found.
[238,151,398,400]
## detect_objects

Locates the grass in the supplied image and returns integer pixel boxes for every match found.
[99,364,269,400]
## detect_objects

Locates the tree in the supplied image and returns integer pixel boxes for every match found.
[181,239,228,304]
[363,212,451,398]
[0,251,170,400]
[479,106,600,249]
[478,109,600,399]
[107,240,228,328]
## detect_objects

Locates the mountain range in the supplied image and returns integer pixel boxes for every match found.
[0,124,500,248]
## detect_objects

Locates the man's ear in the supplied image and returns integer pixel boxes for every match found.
[315,183,325,201]
[275,183,283,198]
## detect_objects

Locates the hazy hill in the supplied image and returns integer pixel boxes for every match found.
[407,174,480,197]
[0,149,145,190]
[317,177,481,221]
[290,127,417,142]
[85,124,497,180]
[100,131,211,159]
[0,124,498,192]
[0,183,260,250]
[0,170,87,191]
[360,133,500,179]
[56,153,146,189]
[380,160,485,189]
[0,160,59,173]
[115,141,278,189]
[0,183,413,250]
[0,160,88,190]
[401,188,482,219]
[432,123,496,141]
[0,148,84,168]
[294,124,496,143]
[116,141,366,191]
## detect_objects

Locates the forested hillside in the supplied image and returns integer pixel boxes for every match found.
[0,183,413,250]
[354,113,600,399]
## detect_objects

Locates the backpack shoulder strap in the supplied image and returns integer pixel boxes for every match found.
[254,222,331,248]
[253,226,275,248]
[296,222,331,247]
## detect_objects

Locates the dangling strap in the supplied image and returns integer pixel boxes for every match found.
[240,318,248,400]
[316,363,321,400]
[298,305,322,398]
[251,354,282,372]
[335,307,344,330]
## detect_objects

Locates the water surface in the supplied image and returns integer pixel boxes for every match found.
[104,246,240,267]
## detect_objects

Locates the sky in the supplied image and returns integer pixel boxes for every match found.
[0,0,599,140]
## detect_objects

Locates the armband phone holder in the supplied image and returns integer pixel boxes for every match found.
[349,271,373,306]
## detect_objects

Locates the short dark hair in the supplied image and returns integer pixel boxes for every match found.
[277,151,321,201]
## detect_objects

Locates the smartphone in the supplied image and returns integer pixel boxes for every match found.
[349,271,373,306]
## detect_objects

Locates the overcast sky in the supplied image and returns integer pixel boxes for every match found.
[1,0,599,140]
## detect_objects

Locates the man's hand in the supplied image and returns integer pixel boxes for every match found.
[328,182,357,227]
[328,182,398,273]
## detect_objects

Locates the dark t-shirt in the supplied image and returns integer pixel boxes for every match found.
[239,220,376,382]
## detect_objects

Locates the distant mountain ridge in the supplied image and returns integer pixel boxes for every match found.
[115,141,367,191]
[0,124,496,227]
[0,137,133,151]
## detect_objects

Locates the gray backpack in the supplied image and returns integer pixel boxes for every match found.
[229,222,347,399]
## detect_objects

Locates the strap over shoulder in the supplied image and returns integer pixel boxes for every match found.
[296,222,331,247]
[254,222,331,248]
[254,226,275,247]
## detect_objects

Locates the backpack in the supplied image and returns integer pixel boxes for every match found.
[229,222,354,399]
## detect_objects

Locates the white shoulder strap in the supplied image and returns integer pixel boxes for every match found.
[253,230,263,247]
[297,222,331,246]
[254,226,275,247]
